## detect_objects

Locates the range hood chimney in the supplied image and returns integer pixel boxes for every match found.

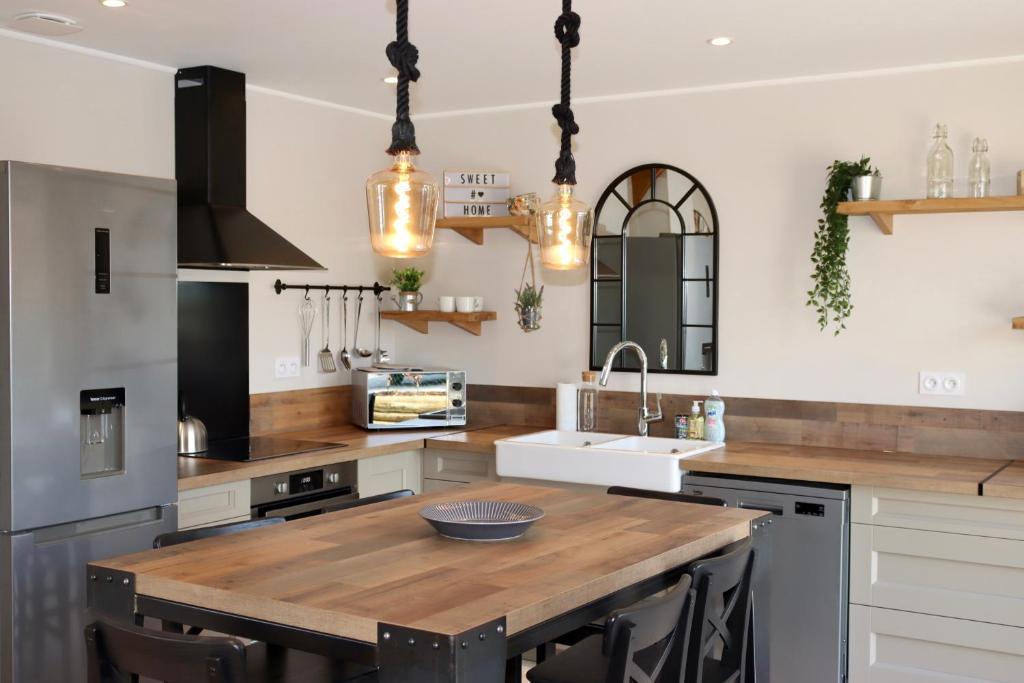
[175,66,323,270]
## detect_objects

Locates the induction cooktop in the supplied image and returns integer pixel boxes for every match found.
[185,436,344,462]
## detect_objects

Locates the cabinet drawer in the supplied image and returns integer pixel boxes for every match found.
[423,449,496,483]
[178,480,251,530]
[849,604,1024,683]
[851,524,1024,627]
[851,486,1024,539]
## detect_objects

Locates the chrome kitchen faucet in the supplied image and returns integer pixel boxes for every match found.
[599,341,663,437]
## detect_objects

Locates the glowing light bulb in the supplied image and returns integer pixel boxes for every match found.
[539,184,594,270]
[366,151,439,258]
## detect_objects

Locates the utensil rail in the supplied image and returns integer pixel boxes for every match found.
[273,279,390,297]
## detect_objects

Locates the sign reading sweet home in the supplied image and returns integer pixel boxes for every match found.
[443,170,511,217]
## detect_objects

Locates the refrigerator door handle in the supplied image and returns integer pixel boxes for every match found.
[30,506,170,545]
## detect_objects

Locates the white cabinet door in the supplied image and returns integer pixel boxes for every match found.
[851,486,1024,540]
[357,450,422,497]
[177,480,251,530]
[849,604,1024,683]
[850,523,1024,627]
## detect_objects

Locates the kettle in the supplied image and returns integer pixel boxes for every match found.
[177,392,208,455]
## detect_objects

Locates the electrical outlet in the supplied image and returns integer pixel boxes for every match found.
[919,371,965,396]
[274,356,300,379]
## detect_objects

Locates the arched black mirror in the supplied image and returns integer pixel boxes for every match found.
[590,163,719,374]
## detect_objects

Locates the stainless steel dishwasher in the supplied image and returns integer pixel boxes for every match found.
[682,472,850,683]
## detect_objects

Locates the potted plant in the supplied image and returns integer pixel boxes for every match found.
[515,283,544,332]
[808,156,877,335]
[390,267,425,311]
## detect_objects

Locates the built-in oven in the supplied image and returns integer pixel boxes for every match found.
[250,461,358,521]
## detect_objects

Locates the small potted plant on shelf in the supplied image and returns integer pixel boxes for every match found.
[390,267,425,311]
[515,283,543,332]
[808,156,878,335]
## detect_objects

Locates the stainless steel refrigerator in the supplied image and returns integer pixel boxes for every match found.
[0,161,178,683]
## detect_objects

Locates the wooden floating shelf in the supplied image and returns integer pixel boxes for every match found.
[1013,317,1024,330]
[436,216,535,245]
[381,310,497,336]
[837,196,1024,234]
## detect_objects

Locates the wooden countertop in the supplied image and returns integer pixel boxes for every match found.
[982,461,1024,499]
[94,482,762,642]
[684,442,1009,496]
[424,424,541,454]
[177,424,541,491]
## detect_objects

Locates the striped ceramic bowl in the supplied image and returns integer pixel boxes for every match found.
[419,500,544,542]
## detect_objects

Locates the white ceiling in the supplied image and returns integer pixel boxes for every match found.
[6,0,1024,116]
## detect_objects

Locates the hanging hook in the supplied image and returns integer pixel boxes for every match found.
[304,285,311,301]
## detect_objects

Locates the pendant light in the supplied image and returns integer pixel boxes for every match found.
[538,0,593,270]
[366,0,438,258]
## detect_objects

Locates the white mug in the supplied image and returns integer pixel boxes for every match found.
[472,296,484,312]
[455,296,475,313]
[438,296,455,313]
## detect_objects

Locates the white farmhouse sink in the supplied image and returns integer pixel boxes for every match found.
[495,430,724,493]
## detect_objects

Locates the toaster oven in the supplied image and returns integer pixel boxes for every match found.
[352,366,466,429]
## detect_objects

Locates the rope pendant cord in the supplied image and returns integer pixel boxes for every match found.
[552,0,581,185]
[386,0,420,155]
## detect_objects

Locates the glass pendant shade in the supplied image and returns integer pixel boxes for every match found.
[538,184,593,270]
[366,152,439,258]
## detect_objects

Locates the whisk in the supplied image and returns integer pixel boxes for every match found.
[298,292,316,367]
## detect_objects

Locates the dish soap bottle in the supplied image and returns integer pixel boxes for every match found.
[926,123,954,198]
[704,390,726,443]
[577,371,599,432]
[687,401,704,440]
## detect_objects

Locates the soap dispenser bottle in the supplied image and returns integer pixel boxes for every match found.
[704,390,726,443]
[687,401,704,440]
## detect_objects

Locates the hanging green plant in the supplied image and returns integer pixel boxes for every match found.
[808,156,877,335]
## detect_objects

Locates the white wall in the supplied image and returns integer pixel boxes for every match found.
[0,34,394,395]
[403,60,1024,411]
[5,33,1024,411]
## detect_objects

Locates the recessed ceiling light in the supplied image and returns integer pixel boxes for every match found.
[100,0,127,7]
[382,75,398,85]
[707,36,733,47]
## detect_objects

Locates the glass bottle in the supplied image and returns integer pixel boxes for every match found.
[577,371,599,432]
[926,124,954,199]
[967,137,991,198]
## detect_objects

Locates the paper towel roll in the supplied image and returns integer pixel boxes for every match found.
[556,383,578,431]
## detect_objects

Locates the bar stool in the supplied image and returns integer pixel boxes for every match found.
[525,574,694,683]
[84,617,377,683]
[682,539,756,683]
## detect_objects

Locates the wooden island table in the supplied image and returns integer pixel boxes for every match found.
[87,483,766,682]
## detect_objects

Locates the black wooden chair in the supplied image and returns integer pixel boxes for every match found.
[682,539,756,683]
[84,617,377,683]
[154,517,286,550]
[525,574,694,683]
[607,486,727,507]
[323,489,414,513]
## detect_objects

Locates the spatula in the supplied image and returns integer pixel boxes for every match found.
[318,293,337,373]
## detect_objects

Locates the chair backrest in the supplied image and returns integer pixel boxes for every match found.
[84,617,247,683]
[607,486,727,507]
[601,574,693,683]
[683,538,756,683]
[154,517,285,549]
[324,488,414,513]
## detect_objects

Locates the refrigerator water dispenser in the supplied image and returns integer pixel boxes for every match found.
[80,388,125,477]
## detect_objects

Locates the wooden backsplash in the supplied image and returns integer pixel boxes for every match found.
[251,383,1024,459]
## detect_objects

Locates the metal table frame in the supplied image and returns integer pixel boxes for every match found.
[87,522,769,682]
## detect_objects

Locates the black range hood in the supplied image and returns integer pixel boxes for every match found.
[175,65,323,270]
